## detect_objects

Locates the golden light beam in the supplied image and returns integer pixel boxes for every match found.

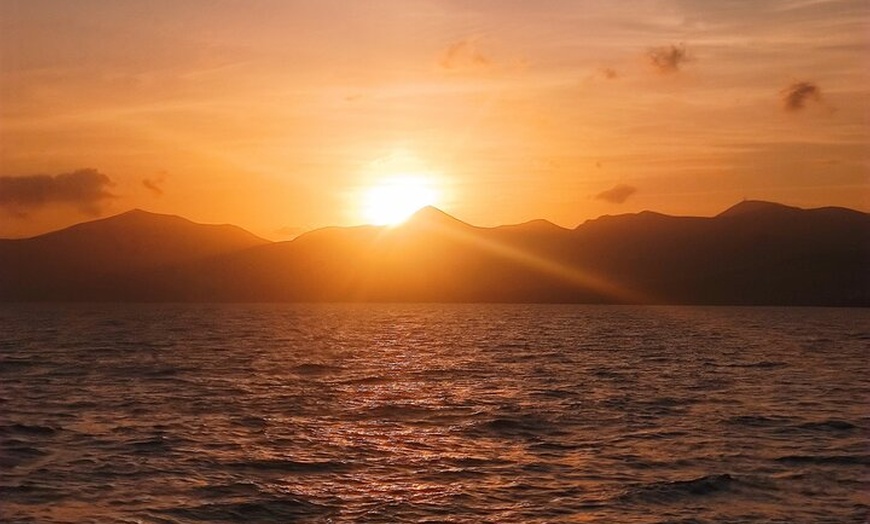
[351,211,653,304]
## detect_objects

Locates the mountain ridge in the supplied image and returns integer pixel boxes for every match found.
[1,201,866,305]
[4,200,863,241]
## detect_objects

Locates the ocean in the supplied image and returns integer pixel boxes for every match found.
[1,304,867,523]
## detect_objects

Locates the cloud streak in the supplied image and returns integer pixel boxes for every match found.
[595,184,637,204]
[781,81,822,111]
[439,38,491,71]
[0,169,115,216]
[647,44,690,74]
[142,174,166,197]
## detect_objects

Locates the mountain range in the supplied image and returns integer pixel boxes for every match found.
[1,201,867,305]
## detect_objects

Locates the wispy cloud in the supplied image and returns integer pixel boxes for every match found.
[439,38,491,71]
[647,44,690,74]
[781,81,822,111]
[142,173,167,197]
[595,183,637,204]
[0,169,114,217]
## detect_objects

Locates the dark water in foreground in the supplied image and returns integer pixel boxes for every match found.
[1,304,867,523]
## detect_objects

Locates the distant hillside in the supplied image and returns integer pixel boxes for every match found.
[568,201,868,305]
[1,202,867,305]
[0,209,269,300]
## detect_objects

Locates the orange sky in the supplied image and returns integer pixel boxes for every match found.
[1,0,868,239]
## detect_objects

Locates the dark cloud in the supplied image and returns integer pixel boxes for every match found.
[439,38,491,71]
[647,44,690,74]
[595,184,637,204]
[142,173,166,197]
[781,81,821,112]
[0,169,114,216]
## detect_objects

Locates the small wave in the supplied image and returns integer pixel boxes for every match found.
[449,455,514,469]
[846,331,870,341]
[292,363,342,376]
[160,496,335,522]
[618,473,737,504]
[192,481,263,499]
[528,441,585,452]
[0,481,67,504]
[591,368,623,379]
[355,404,438,420]
[797,419,859,432]
[235,415,269,429]
[726,414,794,428]
[0,359,37,372]
[530,387,575,399]
[136,366,184,378]
[227,458,353,474]
[0,443,49,469]
[726,416,860,436]
[775,454,869,466]
[465,415,561,439]
[125,435,182,454]
[337,375,390,386]
[0,423,58,437]
[61,400,100,410]
[723,361,787,369]
[352,404,477,425]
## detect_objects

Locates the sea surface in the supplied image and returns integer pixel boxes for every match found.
[1,304,867,523]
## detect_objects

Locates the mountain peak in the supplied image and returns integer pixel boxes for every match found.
[495,218,568,234]
[116,208,166,219]
[121,208,154,215]
[717,200,801,218]
[408,205,454,220]
[401,206,471,229]
[36,207,268,249]
[37,208,187,238]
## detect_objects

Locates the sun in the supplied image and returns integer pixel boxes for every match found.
[362,175,439,226]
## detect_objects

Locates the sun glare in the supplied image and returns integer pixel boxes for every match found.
[362,175,439,226]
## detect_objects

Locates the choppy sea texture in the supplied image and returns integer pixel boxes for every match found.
[1,304,868,523]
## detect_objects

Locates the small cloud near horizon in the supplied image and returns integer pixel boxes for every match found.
[647,44,690,74]
[595,183,637,204]
[0,169,115,217]
[781,81,822,112]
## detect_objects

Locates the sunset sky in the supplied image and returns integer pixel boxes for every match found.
[1,0,867,239]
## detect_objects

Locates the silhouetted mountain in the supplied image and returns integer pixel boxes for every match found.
[571,204,868,305]
[1,202,867,305]
[0,209,268,300]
